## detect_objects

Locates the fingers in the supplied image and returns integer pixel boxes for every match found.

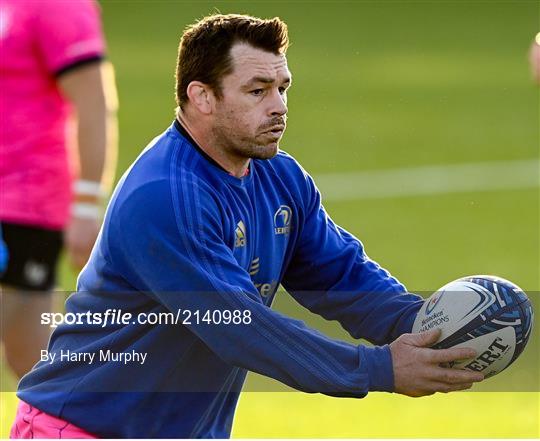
[410,372,479,397]
[404,381,474,397]
[407,329,441,347]
[421,350,485,384]
[427,381,475,394]
[424,346,477,364]
[391,331,485,398]
[65,218,100,269]
[431,368,484,384]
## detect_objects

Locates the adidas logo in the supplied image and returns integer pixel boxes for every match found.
[249,257,260,276]
[234,221,247,248]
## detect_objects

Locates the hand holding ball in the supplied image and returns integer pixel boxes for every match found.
[412,275,534,379]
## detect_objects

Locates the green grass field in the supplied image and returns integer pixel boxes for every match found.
[1,0,538,437]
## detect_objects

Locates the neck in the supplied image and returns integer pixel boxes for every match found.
[176,109,250,178]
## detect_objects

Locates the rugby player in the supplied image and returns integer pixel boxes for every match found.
[12,14,483,438]
[0,0,118,378]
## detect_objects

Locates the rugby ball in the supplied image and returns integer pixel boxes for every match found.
[412,275,534,378]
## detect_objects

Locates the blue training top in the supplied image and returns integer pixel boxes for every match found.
[18,121,423,438]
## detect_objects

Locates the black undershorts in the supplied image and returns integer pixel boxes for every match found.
[0,222,63,291]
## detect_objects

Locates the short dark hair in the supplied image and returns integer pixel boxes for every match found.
[175,14,289,108]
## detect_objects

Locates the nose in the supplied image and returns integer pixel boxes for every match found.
[269,89,288,117]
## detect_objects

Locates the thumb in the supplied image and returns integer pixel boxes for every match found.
[410,329,441,347]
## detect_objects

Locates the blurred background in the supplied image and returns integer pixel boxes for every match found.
[1,0,538,437]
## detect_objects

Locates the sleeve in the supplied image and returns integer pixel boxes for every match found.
[108,175,395,397]
[34,0,105,74]
[282,171,424,345]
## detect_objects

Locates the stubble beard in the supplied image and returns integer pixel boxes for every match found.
[212,122,282,161]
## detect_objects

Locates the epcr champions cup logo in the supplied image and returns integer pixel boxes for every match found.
[425,291,445,315]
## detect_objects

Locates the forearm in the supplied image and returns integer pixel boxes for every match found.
[60,61,118,197]
[154,289,395,397]
[284,230,423,344]
[59,61,118,268]
[76,63,118,193]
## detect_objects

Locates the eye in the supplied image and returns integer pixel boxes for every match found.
[278,87,287,95]
[250,89,264,96]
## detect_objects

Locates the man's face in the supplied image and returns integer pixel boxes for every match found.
[211,42,291,161]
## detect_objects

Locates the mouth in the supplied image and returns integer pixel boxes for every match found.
[263,125,286,138]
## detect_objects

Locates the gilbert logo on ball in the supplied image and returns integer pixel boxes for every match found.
[412,275,534,379]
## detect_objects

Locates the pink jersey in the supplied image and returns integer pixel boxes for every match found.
[0,0,105,229]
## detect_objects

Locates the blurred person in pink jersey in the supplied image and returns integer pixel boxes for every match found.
[0,0,118,378]
[529,33,540,84]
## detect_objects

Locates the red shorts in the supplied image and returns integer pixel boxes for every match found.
[10,400,98,439]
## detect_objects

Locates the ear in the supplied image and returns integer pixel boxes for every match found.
[186,81,214,115]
